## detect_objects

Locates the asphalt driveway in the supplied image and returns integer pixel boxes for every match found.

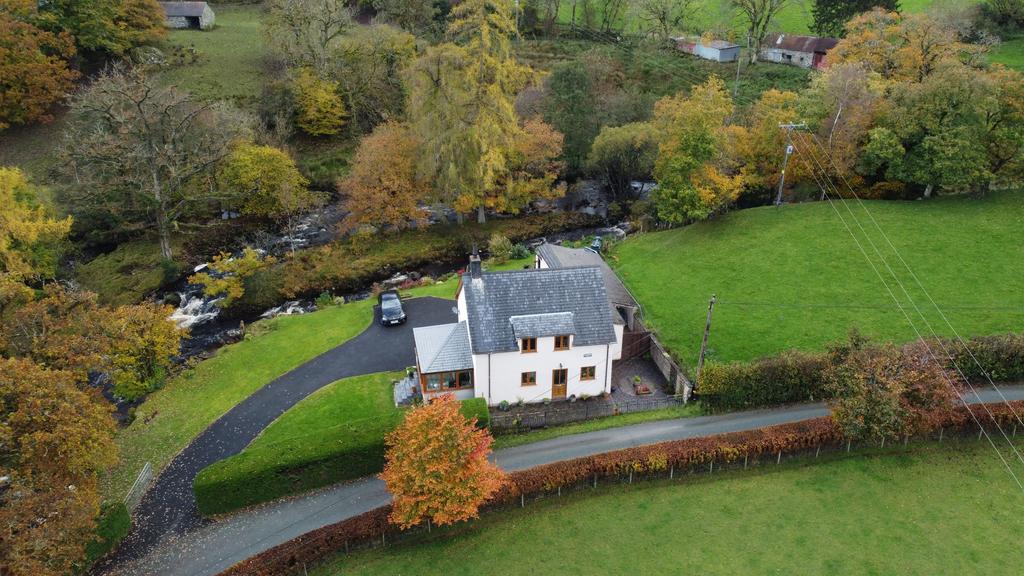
[96,296,457,571]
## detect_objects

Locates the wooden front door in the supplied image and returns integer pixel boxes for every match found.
[552,368,568,400]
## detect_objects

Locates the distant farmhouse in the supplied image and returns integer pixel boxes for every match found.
[158,1,215,30]
[759,34,838,70]
[672,36,741,63]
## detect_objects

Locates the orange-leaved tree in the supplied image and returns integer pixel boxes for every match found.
[380,394,505,529]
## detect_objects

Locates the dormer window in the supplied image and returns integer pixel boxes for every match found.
[554,335,571,351]
[521,337,537,353]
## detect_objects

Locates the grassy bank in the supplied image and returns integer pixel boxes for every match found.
[612,191,1024,367]
[311,439,1024,575]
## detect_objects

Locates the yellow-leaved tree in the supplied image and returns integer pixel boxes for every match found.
[651,77,744,223]
[188,247,278,309]
[293,68,347,136]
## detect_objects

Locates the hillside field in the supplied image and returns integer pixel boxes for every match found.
[612,191,1024,367]
[311,440,1024,575]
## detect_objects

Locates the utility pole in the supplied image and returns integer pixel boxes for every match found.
[775,123,806,206]
[695,294,717,386]
[733,33,750,99]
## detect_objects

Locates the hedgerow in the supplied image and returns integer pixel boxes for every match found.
[220,400,1024,576]
[698,333,1024,411]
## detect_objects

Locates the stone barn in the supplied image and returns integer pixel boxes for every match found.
[158,1,215,30]
[760,33,838,69]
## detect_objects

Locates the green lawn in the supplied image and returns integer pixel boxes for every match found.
[312,440,1024,575]
[612,191,1024,367]
[194,371,408,515]
[157,4,268,103]
[992,36,1024,70]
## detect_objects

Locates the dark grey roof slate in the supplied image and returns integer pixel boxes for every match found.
[535,243,638,309]
[159,1,210,17]
[413,321,473,373]
[463,267,617,354]
[510,312,576,339]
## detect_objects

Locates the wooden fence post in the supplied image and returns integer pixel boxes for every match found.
[521,494,525,508]
[939,428,944,442]
[744,454,748,469]
[815,445,820,458]
[670,465,674,480]
[776,450,782,465]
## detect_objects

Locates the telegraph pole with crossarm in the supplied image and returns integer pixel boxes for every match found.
[775,122,806,206]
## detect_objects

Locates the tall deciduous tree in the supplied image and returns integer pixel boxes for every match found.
[0,357,117,576]
[732,0,789,64]
[340,121,429,232]
[542,63,599,173]
[380,394,505,529]
[828,9,985,83]
[188,247,277,309]
[406,0,533,223]
[651,76,744,223]
[731,89,807,195]
[328,24,417,133]
[264,0,353,74]
[811,0,898,38]
[488,117,567,213]
[371,0,438,35]
[35,0,164,55]
[0,168,72,306]
[58,65,251,259]
[0,10,78,130]
[587,121,659,200]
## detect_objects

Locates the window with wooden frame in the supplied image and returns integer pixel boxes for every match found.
[521,337,537,353]
[552,368,568,386]
[554,335,571,351]
[521,371,536,386]
[580,366,596,381]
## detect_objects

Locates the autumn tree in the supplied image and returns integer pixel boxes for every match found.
[733,0,789,63]
[292,68,347,136]
[0,9,78,130]
[0,358,117,576]
[488,118,567,214]
[380,394,505,529]
[587,122,659,200]
[35,0,164,55]
[798,62,884,187]
[811,0,898,38]
[632,0,699,42]
[731,89,808,196]
[264,0,353,73]
[328,24,417,133]
[0,167,72,307]
[406,0,534,223]
[651,76,744,223]
[828,9,986,83]
[340,122,429,232]
[825,334,958,443]
[0,285,183,399]
[220,142,323,249]
[58,65,252,259]
[862,63,995,197]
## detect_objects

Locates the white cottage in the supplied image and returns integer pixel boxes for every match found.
[413,253,624,406]
[158,1,215,30]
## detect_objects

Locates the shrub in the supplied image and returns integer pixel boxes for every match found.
[509,243,531,260]
[488,233,514,263]
[83,502,131,566]
[951,333,1024,384]
[460,397,491,429]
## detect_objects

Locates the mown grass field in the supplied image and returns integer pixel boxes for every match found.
[157,4,268,102]
[612,191,1024,367]
[311,440,1024,575]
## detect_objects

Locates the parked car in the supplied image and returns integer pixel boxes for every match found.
[379,290,406,326]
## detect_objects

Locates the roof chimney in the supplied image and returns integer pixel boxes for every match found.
[468,249,482,280]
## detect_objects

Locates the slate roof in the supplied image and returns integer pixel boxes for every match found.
[463,267,618,354]
[535,243,638,310]
[159,1,210,17]
[510,312,576,339]
[764,33,838,54]
[413,321,473,373]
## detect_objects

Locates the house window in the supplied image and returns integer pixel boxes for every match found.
[521,337,537,353]
[521,371,536,386]
[554,335,571,351]
[423,370,473,393]
[580,366,596,381]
